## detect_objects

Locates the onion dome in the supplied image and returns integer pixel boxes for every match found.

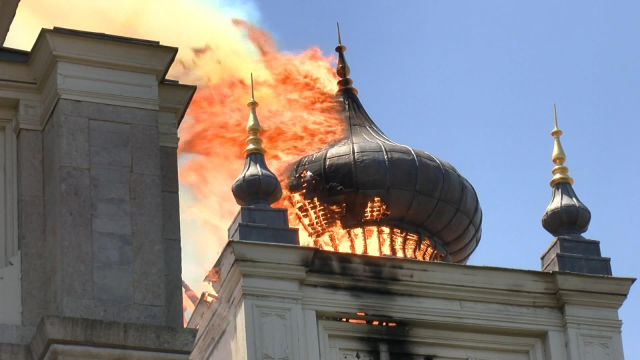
[541,105,591,236]
[286,25,482,263]
[232,74,282,207]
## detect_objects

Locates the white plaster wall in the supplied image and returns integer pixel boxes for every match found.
[189,242,632,360]
[199,296,629,360]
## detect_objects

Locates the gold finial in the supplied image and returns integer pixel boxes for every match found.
[244,73,265,155]
[335,22,357,94]
[549,104,573,187]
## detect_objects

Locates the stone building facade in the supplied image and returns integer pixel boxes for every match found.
[0,4,197,358]
[0,2,635,360]
[189,241,633,360]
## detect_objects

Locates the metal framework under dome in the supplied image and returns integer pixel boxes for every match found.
[286,25,482,264]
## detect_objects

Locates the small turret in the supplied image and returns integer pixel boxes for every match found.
[227,74,299,245]
[540,105,611,275]
[231,74,282,207]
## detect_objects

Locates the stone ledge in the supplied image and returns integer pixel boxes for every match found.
[0,343,30,360]
[30,316,196,360]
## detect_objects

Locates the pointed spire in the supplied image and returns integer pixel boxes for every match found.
[549,104,574,187]
[541,105,590,237]
[335,23,358,95]
[244,73,265,155]
[231,74,282,207]
[540,106,609,275]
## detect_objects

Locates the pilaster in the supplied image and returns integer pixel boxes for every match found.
[555,272,633,360]
[0,27,196,350]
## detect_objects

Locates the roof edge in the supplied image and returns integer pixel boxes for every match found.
[0,0,20,46]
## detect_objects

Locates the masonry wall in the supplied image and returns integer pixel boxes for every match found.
[15,129,45,342]
[189,241,633,360]
[14,99,184,330]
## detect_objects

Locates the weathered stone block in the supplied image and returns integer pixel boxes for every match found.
[164,239,182,278]
[131,173,165,306]
[92,197,131,218]
[90,127,131,149]
[0,324,18,344]
[60,298,167,326]
[132,234,165,306]
[29,315,124,355]
[131,124,160,176]
[90,119,130,133]
[57,99,158,126]
[90,164,131,185]
[93,231,132,268]
[131,173,162,220]
[59,298,95,320]
[92,214,132,235]
[18,194,46,327]
[125,304,167,326]
[160,147,179,192]
[91,130,131,167]
[123,322,196,352]
[0,343,30,360]
[162,192,181,240]
[17,130,43,197]
[59,115,90,168]
[91,180,130,200]
[29,316,196,360]
[93,264,133,302]
[58,167,93,300]
[165,275,183,327]
[164,238,182,327]
[91,147,131,167]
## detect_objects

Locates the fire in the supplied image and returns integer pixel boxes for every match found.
[7,0,347,313]
[362,197,390,221]
[177,19,346,260]
[289,187,445,261]
[6,0,439,318]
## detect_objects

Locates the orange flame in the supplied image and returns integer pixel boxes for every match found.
[177,19,346,259]
[6,0,347,317]
[6,0,439,320]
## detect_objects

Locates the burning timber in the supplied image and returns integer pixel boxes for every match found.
[286,26,481,264]
[287,90,481,264]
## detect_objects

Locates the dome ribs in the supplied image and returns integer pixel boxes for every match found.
[286,90,481,263]
[434,170,471,243]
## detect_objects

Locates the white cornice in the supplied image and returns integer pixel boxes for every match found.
[192,241,634,359]
[0,28,196,140]
[159,83,196,147]
[203,241,636,320]
[29,29,177,83]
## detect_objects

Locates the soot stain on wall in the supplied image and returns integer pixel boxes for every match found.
[309,250,438,359]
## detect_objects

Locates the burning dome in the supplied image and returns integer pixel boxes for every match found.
[286,25,482,264]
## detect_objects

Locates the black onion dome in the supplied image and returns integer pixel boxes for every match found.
[232,153,282,207]
[541,105,590,238]
[232,74,282,208]
[287,90,482,264]
[541,182,591,237]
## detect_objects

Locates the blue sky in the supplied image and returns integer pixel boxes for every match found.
[247,0,639,353]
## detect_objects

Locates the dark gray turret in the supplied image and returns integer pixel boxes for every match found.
[540,105,611,275]
[228,74,298,245]
[286,25,482,264]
